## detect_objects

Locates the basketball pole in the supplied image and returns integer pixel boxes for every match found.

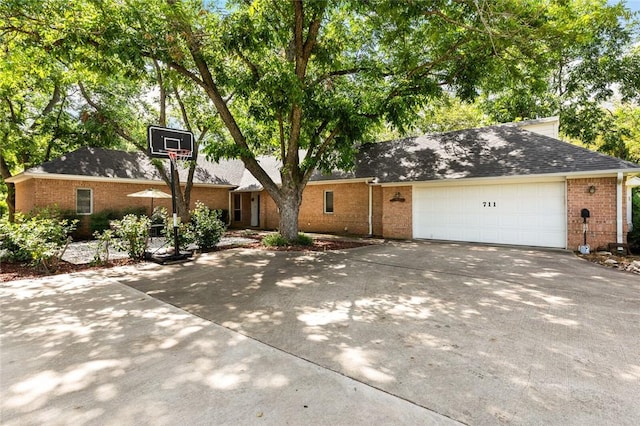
[169,158,180,256]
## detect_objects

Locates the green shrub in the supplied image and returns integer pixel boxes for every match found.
[110,214,150,259]
[162,215,195,249]
[90,209,123,234]
[151,207,168,226]
[262,233,289,247]
[89,207,148,236]
[262,232,313,247]
[0,213,77,271]
[122,206,148,217]
[191,201,226,249]
[0,215,28,262]
[92,229,114,265]
[295,233,313,246]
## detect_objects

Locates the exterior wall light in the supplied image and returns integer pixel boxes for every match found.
[390,191,405,202]
[588,185,596,194]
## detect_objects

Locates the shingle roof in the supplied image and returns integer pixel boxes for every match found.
[355,125,640,183]
[21,147,243,186]
[12,125,640,187]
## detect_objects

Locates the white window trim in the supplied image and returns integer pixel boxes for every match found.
[324,190,334,214]
[76,188,93,215]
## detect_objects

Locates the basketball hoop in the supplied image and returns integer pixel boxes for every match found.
[166,148,193,169]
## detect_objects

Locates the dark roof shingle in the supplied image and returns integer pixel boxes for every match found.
[355,125,640,183]
[16,125,640,187]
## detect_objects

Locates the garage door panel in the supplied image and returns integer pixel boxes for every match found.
[413,182,566,248]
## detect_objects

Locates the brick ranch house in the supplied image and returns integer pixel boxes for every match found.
[7,117,640,251]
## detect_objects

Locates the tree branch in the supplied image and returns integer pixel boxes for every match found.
[153,60,167,127]
[302,126,339,183]
[29,83,61,131]
[169,11,282,198]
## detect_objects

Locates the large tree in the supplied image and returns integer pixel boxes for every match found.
[0,2,126,220]
[76,61,224,221]
[480,0,640,158]
[3,0,597,240]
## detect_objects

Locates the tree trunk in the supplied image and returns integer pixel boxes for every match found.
[276,184,303,242]
[0,153,15,222]
[5,182,15,222]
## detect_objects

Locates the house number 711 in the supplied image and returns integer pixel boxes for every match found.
[483,202,496,207]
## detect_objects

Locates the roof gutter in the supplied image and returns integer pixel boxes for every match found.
[378,169,640,187]
[4,172,237,188]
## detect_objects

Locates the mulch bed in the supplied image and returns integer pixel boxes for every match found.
[0,259,137,283]
[1,238,372,283]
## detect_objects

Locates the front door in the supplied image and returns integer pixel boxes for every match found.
[251,192,260,227]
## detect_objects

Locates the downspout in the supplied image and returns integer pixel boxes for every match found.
[628,186,633,232]
[367,177,379,236]
[368,183,373,236]
[617,172,623,244]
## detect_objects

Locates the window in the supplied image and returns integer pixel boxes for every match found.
[324,190,334,214]
[76,188,93,215]
[233,193,242,221]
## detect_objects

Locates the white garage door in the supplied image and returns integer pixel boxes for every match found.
[413,181,566,248]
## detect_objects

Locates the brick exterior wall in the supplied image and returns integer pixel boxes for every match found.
[381,186,413,239]
[299,183,371,235]
[235,182,378,235]
[14,180,36,212]
[15,175,631,248]
[567,177,628,250]
[14,178,230,238]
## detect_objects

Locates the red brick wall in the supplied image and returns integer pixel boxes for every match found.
[371,186,383,236]
[567,177,628,250]
[19,178,230,215]
[238,183,380,236]
[14,180,36,212]
[189,187,229,212]
[381,186,412,239]
[298,182,372,235]
[261,193,279,230]
[15,178,231,236]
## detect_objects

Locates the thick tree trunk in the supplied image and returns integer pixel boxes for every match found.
[276,184,303,242]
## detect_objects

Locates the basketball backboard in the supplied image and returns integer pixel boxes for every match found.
[147,126,194,160]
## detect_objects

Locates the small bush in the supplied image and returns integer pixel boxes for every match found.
[90,209,122,234]
[92,229,114,265]
[0,213,77,271]
[262,233,289,247]
[262,232,313,247]
[295,233,313,246]
[191,201,226,249]
[110,214,150,259]
[122,206,148,217]
[89,207,148,235]
[163,215,195,249]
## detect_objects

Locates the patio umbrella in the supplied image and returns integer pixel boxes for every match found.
[127,188,172,213]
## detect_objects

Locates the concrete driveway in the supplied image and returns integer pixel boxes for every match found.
[2,240,639,425]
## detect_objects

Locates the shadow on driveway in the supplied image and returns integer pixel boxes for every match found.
[107,240,640,425]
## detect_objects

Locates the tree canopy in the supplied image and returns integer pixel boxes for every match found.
[480,0,640,161]
[2,0,638,238]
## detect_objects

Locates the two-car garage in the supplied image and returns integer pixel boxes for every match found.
[412,180,567,248]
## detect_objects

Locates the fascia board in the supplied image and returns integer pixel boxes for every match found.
[4,172,236,188]
[378,169,640,187]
